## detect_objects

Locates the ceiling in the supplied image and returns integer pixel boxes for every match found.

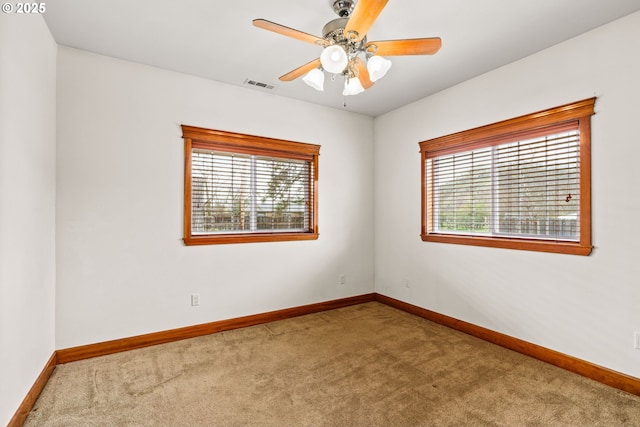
[43,0,640,117]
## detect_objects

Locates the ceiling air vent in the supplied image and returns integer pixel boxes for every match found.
[244,79,275,90]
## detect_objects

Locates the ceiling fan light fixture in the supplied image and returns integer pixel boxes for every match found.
[367,55,392,82]
[320,45,349,74]
[302,68,325,91]
[343,76,365,96]
[253,0,441,98]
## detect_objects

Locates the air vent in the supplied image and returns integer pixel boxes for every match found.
[244,79,275,90]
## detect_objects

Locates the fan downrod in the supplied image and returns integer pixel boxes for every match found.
[329,0,356,17]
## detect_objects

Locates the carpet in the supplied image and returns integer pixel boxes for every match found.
[24,302,640,426]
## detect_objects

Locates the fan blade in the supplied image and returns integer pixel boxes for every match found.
[354,58,374,89]
[280,58,322,81]
[344,0,389,42]
[253,19,325,46]
[365,38,442,56]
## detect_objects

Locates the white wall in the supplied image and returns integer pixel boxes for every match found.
[55,47,375,349]
[374,11,640,377]
[0,13,57,426]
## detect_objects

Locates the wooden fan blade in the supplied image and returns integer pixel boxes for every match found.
[279,58,322,81]
[365,38,442,56]
[253,19,325,46]
[354,58,374,89]
[343,0,389,42]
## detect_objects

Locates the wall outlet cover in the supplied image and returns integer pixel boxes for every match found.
[191,294,200,306]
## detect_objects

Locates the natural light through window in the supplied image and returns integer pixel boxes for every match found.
[420,98,595,255]
[428,130,580,240]
[191,150,311,234]
[182,126,320,245]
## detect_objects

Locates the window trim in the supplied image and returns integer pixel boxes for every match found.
[419,98,596,255]
[182,125,320,245]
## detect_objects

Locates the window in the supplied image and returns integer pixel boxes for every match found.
[182,126,320,245]
[420,98,595,255]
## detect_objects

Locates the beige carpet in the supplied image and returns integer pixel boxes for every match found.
[25,302,640,426]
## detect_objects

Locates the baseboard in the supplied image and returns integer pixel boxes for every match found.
[375,294,640,397]
[57,293,376,364]
[8,351,57,427]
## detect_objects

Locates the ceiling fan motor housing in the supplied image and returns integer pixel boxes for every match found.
[322,18,367,44]
[330,0,356,17]
[322,18,349,41]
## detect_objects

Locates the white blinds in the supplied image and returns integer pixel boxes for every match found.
[427,129,580,241]
[191,149,312,234]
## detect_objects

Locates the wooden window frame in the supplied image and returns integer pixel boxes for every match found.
[182,125,320,245]
[419,98,596,255]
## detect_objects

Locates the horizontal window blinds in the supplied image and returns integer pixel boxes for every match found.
[427,129,580,241]
[191,149,312,234]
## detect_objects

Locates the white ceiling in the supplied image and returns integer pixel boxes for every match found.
[43,0,640,117]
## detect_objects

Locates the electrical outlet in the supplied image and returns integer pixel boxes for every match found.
[191,293,200,306]
[339,274,346,285]
[404,278,410,288]
[634,332,640,349]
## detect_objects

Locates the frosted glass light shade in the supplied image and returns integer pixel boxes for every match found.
[343,77,365,96]
[302,68,325,91]
[320,45,349,74]
[367,55,392,82]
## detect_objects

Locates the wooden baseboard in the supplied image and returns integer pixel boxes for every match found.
[8,352,57,427]
[57,293,376,364]
[375,294,640,397]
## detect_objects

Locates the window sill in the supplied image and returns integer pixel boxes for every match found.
[421,233,592,256]
[184,232,319,246]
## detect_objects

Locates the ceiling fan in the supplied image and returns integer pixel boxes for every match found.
[253,0,442,96]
